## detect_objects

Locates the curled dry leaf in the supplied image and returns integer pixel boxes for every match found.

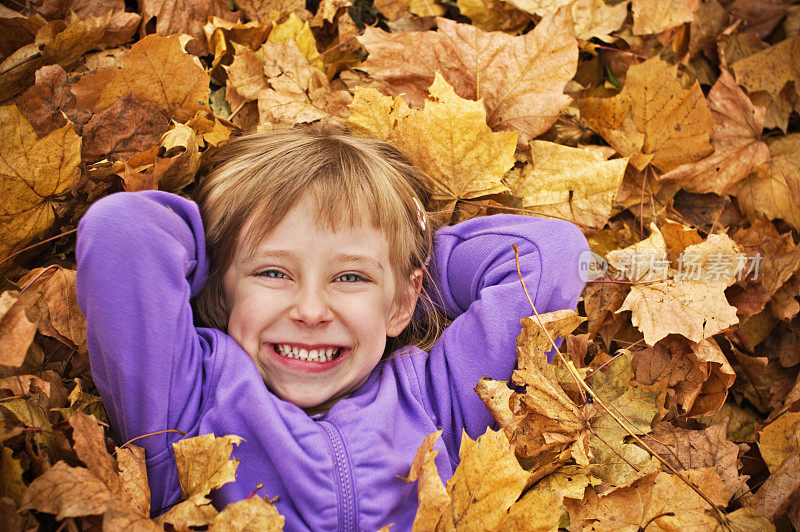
[17,266,87,352]
[21,461,114,519]
[358,7,578,146]
[157,433,243,529]
[758,411,800,473]
[657,69,770,195]
[16,64,90,138]
[456,0,531,34]
[581,56,714,173]
[404,431,450,531]
[504,141,628,228]
[0,291,38,368]
[0,106,80,264]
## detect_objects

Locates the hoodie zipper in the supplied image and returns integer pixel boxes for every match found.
[318,419,358,532]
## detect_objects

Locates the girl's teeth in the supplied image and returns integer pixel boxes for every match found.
[275,344,340,362]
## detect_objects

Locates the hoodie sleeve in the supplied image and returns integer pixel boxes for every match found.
[417,214,589,467]
[76,191,210,455]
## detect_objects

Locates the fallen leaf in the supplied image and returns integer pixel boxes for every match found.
[0,446,26,506]
[358,8,578,145]
[499,489,563,531]
[441,428,532,530]
[80,95,172,164]
[656,69,770,195]
[139,0,238,54]
[631,0,700,35]
[257,40,352,125]
[647,422,746,499]
[456,0,530,33]
[210,495,285,531]
[17,266,87,352]
[235,0,305,25]
[504,141,627,228]
[16,64,90,138]
[731,133,800,231]
[268,13,322,70]
[157,433,243,529]
[383,73,516,217]
[20,461,114,519]
[750,451,800,521]
[72,33,211,122]
[731,218,800,297]
[581,56,714,172]
[633,336,735,417]
[0,291,38,368]
[116,445,150,517]
[758,411,800,473]
[0,106,80,263]
[403,431,450,531]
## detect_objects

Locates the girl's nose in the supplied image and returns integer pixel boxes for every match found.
[288,284,333,326]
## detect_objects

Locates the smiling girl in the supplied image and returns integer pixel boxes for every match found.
[76,124,589,530]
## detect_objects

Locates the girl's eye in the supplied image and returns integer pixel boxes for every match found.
[256,269,287,279]
[336,273,366,283]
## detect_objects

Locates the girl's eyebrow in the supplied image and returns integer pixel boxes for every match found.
[334,254,384,273]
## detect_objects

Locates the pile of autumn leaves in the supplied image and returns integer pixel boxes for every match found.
[2,0,800,528]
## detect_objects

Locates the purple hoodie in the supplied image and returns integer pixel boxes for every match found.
[76,191,588,531]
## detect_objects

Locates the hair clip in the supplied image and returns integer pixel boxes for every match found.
[412,197,426,232]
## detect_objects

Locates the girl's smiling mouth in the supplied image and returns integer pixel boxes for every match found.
[264,343,349,373]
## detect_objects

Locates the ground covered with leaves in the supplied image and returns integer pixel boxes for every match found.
[1,0,800,529]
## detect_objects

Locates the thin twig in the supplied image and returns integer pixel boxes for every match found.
[0,228,77,267]
[115,429,188,454]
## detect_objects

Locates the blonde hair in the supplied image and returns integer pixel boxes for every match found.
[192,123,445,356]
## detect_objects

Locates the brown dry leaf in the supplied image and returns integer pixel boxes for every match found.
[731,133,800,231]
[0,291,38,368]
[503,0,627,41]
[731,36,800,130]
[634,336,735,418]
[581,56,714,173]
[116,445,150,517]
[656,69,769,195]
[583,282,630,338]
[203,17,272,77]
[402,431,450,531]
[507,311,593,465]
[527,464,600,500]
[16,64,90,138]
[235,0,305,25]
[566,468,730,530]
[68,411,123,498]
[375,73,516,217]
[0,14,47,60]
[20,461,114,519]
[210,495,285,531]
[157,433,244,529]
[610,229,742,345]
[0,106,80,263]
[689,0,729,56]
[0,374,51,396]
[758,411,800,473]
[732,218,800,297]
[750,451,800,521]
[17,266,87,352]
[631,0,700,35]
[52,378,107,423]
[358,8,578,146]
[439,428,532,531]
[72,33,210,123]
[257,40,352,125]
[647,422,746,499]
[771,270,800,321]
[139,0,238,55]
[80,95,171,164]
[0,13,110,101]
[456,0,530,34]
[504,141,627,228]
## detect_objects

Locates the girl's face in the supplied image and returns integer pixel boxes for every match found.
[222,195,422,410]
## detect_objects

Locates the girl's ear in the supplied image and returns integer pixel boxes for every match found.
[387,269,424,337]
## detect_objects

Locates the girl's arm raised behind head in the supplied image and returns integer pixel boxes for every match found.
[76,191,211,460]
[410,214,589,469]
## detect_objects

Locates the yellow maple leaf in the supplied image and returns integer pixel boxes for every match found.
[581,56,714,173]
[505,141,628,228]
[268,13,323,70]
[758,411,800,473]
[0,105,80,263]
[387,72,516,217]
